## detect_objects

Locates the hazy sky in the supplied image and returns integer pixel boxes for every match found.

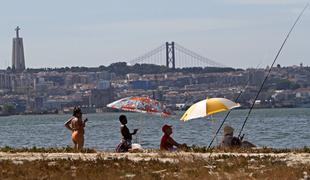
[0,0,309,69]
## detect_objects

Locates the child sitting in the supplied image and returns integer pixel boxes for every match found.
[115,115,138,152]
[160,124,187,151]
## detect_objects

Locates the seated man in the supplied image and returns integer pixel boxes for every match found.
[220,125,241,148]
[220,125,255,148]
[160,124,187,151]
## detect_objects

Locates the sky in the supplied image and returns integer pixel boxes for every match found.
[0,0,309,69]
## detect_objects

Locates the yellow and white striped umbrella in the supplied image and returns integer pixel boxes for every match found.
[180,98,240,121]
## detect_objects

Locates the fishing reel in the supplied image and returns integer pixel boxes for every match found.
[240,134,245,141]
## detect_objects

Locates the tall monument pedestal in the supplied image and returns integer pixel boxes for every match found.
[12,26,25,72]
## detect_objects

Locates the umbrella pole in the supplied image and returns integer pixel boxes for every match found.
[210,115,218,145]
[206,93,242,150]
[207,110,232,149]
[206,61,263,150]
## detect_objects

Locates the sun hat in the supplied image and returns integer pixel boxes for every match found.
[224,125,234,135]
[162,124,172,133]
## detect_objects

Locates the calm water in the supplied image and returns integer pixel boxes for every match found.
[0,108,309,150]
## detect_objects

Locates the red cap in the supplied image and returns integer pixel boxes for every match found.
[162,124,172,133]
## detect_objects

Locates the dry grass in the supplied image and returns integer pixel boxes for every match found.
[0,146,310,179]
[1,146,310,154]
[186,145,310,154]
[0,146,96,153]
[0,152,309,179]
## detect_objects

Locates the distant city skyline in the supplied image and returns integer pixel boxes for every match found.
[0,0,309,69]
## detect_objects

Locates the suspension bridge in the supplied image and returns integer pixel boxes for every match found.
[127,42,226,69]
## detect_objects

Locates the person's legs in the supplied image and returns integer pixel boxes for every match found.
[115,142,123,152]
[72,131,79,151]
[125,140,132,152]
[115,140,130,152]
[72,140,78,151]
[241,141,256,148]
[77,135,84,151]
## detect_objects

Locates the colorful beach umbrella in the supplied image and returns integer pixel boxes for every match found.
[180,98,240,121]
[107,96,172,117]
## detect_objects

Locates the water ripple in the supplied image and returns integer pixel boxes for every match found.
[0,108,309,150]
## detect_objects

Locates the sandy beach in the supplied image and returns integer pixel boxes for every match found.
[1,151,310,179]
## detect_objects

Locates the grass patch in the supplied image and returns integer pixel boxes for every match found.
[0,155,309,179]
[186,145,310,154]
[0,146,96,153]
[1,145,310,154]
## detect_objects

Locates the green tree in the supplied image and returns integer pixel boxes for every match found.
[3,104,16,114]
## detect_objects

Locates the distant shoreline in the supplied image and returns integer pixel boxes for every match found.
[2,106,309,117]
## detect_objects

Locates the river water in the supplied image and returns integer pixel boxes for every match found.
[0,108,309,151]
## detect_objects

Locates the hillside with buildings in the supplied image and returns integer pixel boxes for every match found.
[0,63,309,115]
[2,26,309,115]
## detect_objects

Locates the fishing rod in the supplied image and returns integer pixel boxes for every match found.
[206,63,261,150]
[237,4,309,139]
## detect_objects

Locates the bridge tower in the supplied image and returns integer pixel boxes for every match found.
[165,42,175,69]
[128,41,225,68]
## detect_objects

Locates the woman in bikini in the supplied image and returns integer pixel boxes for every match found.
[64,107,88,151]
